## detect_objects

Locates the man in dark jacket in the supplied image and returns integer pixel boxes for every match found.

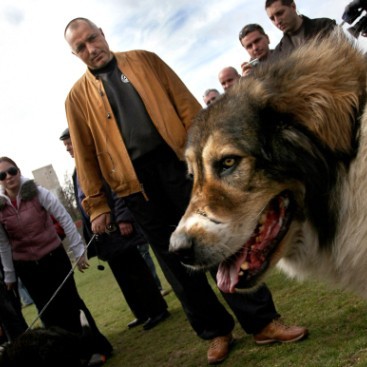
[60,128,169,331]
[265,0,336,55]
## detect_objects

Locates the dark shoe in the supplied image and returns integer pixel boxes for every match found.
[207,333,233,365]
[143,310,170,330]
[127,318,148,329]
[254,319,308,345]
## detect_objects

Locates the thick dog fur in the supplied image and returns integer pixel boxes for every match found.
[0,327,92,367]
[170,29,367,296]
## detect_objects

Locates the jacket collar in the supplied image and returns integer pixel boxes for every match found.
[0,177,37,210]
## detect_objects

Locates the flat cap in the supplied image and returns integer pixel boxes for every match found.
[59,128,70,141]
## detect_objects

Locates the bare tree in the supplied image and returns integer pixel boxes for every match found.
[58,174,80,221]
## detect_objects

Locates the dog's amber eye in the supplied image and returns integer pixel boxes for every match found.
[222,158,236,168]
[217,156,239,176]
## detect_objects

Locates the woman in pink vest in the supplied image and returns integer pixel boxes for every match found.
[0,156,112,363]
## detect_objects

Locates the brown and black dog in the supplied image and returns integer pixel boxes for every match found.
[170,29,367,297]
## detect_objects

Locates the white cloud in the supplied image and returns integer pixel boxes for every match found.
[0,0,365,184]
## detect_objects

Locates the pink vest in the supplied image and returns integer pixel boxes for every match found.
[0,195,61,261]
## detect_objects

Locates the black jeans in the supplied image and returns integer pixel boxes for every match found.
[107,245,168,319]
[14,246,112,355]
[125,145,279,339]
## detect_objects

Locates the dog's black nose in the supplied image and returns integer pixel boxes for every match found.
[169,231,198,265]
[172,246,196,265]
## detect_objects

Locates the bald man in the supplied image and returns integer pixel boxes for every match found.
[218,67,241,91]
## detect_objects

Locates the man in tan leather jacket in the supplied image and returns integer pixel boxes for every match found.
[64,18,308,365]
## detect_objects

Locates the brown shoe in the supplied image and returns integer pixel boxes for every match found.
[254,320,308,345]
[207,333,234,365]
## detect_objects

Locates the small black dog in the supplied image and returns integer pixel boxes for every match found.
[0,326,94,367]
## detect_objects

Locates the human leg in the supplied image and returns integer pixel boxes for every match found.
[122,146,237,363]
[209,269,279,333]
[15,246,112,358]
[136,242,163,291]
[14,247,82,333]
[107,246,168,324]
[0,280,28,341]
[150,145,307,344]
[208,269,308,344]
[125,191,234,340]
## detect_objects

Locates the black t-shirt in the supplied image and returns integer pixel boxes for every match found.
[91,57,164,160]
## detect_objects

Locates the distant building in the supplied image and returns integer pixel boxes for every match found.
[32,164,62,200]
[32,164,78,256]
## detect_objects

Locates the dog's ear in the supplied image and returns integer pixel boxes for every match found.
[256,107,335,176]
[246,28,367,156]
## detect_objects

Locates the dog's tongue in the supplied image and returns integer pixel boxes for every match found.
[217,262,239,293]
[216,247,249,293]
[216,201,285,293]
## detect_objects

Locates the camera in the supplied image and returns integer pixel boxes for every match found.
[342,0,367,38]
[247,58,260,67]
[348,15,367,37]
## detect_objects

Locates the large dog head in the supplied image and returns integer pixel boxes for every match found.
[170,30,367,293]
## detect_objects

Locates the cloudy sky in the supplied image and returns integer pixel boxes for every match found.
[0,0,366,185]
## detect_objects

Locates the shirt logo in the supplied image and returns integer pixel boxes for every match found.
[121,73,130,83]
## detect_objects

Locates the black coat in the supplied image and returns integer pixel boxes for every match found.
[272,15,337,56]
[72,170,146,261]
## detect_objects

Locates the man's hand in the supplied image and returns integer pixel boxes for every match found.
[91,212,111,234]
[76,254,90,273]
[118,222,134,236]
[241,61,253,77]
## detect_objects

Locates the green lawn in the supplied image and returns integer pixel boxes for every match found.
[22,256,367,367]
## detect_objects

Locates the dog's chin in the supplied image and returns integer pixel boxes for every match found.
[215,190,295,293]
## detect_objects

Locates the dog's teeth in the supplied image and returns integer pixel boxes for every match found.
[240,262,249,271]
[279,197,289,209]
[259,214,266,224]
[239,271,244,276]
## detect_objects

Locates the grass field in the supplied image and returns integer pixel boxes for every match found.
[22,255,367,367]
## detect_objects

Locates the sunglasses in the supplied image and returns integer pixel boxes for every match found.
[0,167,19,181]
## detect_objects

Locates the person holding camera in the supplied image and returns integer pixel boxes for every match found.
[238,23,273,77]
[265,0,336,55]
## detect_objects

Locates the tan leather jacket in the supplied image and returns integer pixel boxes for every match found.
[65,50,201,221]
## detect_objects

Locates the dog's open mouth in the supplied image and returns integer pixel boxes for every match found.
[217,191,294,293]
